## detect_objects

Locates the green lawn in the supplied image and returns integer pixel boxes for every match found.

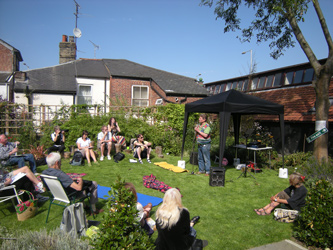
[0,151,294,250]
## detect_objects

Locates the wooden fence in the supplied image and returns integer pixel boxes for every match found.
[0,104,155,136]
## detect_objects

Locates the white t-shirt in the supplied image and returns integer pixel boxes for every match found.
[97,131,111,141]
[76,137,91,148]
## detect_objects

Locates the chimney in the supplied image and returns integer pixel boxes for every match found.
[59,35,76,64]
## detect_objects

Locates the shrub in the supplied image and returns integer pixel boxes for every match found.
[297,156,333,184]
[0,227,91,250]
[293,179,333,249]
[91,177,154,249]
[272,151,312,169]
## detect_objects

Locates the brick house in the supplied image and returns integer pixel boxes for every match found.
[205,59,333,155]
[0,39,23,101]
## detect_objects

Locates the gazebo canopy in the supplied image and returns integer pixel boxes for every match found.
[181,89,285,167]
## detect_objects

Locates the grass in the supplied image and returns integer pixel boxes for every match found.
[0,151,294,250]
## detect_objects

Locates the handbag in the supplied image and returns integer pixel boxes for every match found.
[15,190,38,221]
[114,152,125,163]
[273,208,299,223]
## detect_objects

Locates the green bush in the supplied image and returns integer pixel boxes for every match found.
[297,156,333,184]
[272,152,313,169]
[91,177,154,249]
[293,179,333,249]
[0,227,91,249]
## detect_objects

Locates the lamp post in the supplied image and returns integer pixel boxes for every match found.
[242,49,252,74]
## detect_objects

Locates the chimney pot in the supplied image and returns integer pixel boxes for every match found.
[62,35,68,42]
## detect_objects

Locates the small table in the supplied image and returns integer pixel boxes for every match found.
[234,144,272,167]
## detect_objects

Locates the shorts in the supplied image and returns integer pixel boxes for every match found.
[133,147,147,159]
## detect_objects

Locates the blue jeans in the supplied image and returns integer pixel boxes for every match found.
[198,143,211,173]
[6,154,37,173]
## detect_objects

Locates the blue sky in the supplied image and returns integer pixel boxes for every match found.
[0,0,332,83]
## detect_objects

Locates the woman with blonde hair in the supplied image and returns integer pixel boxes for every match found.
[155,188,200,250]
[254,172,307,215]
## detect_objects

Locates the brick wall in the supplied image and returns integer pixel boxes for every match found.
[110,77,204,106]
[0,43,13,72]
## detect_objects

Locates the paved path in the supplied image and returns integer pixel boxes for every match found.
[248,240,308,250]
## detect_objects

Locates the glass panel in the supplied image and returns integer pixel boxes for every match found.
[78,96,92,105]
[273,73,282,87]
[226,82,232,91]
[141,87,148,98]
[133,86,140,98]
[285,72,293,85]
[251,77,259,90]
[78,86,91,96]
[219,84,226,93]
[232,81,238,89]
[242,79,249,91]
[294,70,303,84]
[265,75,274,88]
[214,85,220,94]
[303,68,314,82]
[237,80,243,90]
[257,77,266,89]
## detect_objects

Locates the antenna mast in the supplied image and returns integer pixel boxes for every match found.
[73,0,80,44]
[89,40,100,59]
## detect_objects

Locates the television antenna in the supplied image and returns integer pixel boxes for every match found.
[73,0,81,44]
[89,40,100,59]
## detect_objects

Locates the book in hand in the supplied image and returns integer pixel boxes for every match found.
[10,172,27,184]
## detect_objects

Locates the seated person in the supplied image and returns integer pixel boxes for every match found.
[108,117,126,147]
[0,134,37,173]
[133,134,152,164]
[155,188,201,250]
[97,125,112,161]
[76,130,99,166]
[0,166,45,194]
[47,126,66,155]
[124,182,154,236]
[254,172,307,215]
[42,152,103,215]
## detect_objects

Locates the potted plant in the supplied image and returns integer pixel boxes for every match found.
[28,145,47,166]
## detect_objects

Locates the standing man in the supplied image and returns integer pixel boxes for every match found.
[194,114,211,176]
[0,134,37,173]
[97,125,112,161]
[43,152,103,215]
[47,126,66,155]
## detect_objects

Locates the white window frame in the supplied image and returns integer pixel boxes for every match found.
[131,85,149,107]
[77,84,93,105]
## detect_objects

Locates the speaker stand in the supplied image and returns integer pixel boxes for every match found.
[237,166,256,180]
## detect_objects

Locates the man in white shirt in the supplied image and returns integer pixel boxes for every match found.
[97,125,112,161]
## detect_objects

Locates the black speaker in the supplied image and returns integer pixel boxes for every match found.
[209,167,225,187]
[190,152,198,165]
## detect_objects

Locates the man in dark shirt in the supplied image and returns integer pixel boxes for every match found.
[42,152,103,215]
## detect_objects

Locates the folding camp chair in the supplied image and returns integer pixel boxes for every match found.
[40,174,93,223]
[0,185,21,205]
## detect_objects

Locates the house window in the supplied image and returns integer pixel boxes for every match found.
[232,81,238,89]
[273,73,282,87]
[303,68,314,82]
[257,77,266,89]
[132,85,149,106]
[226,82,232,91]
[242,79,249,91]
[285,72,294,85]
[251,77,259,90]
[294,70,304,84]
[77,85,92,105]
[265,75,274,88]
[219,84,226,93]
[237,80,244,90]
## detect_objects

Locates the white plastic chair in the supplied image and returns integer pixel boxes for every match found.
[40,174,91,223]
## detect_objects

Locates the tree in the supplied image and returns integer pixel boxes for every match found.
[201,0,332,162]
